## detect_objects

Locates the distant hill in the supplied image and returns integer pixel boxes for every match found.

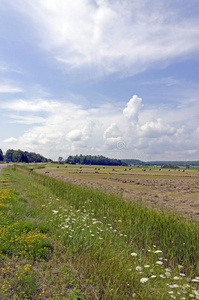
[122,159,199,167]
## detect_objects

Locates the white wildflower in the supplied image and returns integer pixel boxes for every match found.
[165,268,171,272]
[165,272,171,277]
[131,253,137,257]
[156,261,163,265]
[192,279,199,282]
[140,277,148,283]
[153,250,162,253]
[136,266,142,271]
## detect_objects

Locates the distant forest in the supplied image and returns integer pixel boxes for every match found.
[1,149,50,163]
[65,154,127,166]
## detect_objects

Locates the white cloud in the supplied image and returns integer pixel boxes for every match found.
[123,95,142,122]
[67,122,94,143]
[0,99,60,112]
[67,129,83,142]
[9,0,199,77]
[1,95,199,160]
[6,114,46,125]
[139,118,176,138]
[0,84,23,93]
[3,137,18,143]
[103,123,122,149]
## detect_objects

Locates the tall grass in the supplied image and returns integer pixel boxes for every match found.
[3,165,199,299]
[23,165,199,275]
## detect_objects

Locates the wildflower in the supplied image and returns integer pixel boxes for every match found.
[174,276,180,280]
[140,277,148,283]
[165,271,171,278]
[136,266,142,271]
[151,275,156,278]
[165,268,171,272]
[144,265,150,268]
[131,253,137,257]
[153,250,162,253]
[169,284,179,288]
[156,261,163,265]
[192,279,199,283]
[52,210,58,214]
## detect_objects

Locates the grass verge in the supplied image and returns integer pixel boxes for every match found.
[0,165,199,299]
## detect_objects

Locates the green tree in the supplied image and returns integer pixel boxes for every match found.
[0,149,4,161]
[5,149,14,161]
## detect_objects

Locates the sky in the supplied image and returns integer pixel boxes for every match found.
[0,0,199,161]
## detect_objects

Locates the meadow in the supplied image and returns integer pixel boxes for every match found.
[0,164,199,299]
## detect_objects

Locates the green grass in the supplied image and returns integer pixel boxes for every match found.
[0,165,199,299]
[0,169,92,299]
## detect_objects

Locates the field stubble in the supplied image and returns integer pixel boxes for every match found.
[37,165,199,219]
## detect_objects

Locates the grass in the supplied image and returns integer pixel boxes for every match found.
[0,164,199,299]
[0,168,93,299]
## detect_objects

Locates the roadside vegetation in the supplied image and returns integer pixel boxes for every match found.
[0,164,199,299]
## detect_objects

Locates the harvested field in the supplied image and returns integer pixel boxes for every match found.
[36,165,199,219]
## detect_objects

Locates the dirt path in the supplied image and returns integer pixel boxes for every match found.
[0,164,7,174]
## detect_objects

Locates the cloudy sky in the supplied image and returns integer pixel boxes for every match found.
[0,0,199,161]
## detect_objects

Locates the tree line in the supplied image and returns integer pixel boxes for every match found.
[0,149,50,163]
[64,154,127,166]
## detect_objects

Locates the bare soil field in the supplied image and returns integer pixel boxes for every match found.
[36,165,199,219]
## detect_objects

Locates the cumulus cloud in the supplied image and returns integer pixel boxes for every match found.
[139,118,176,138]
[1,95,199,160]
[67,121,95,143]
[67,129,83,142]
[123,95,142,122]
[8,0,199,77]
[103,123,122,149]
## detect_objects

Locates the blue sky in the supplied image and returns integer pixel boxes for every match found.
[0,0,199,161]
